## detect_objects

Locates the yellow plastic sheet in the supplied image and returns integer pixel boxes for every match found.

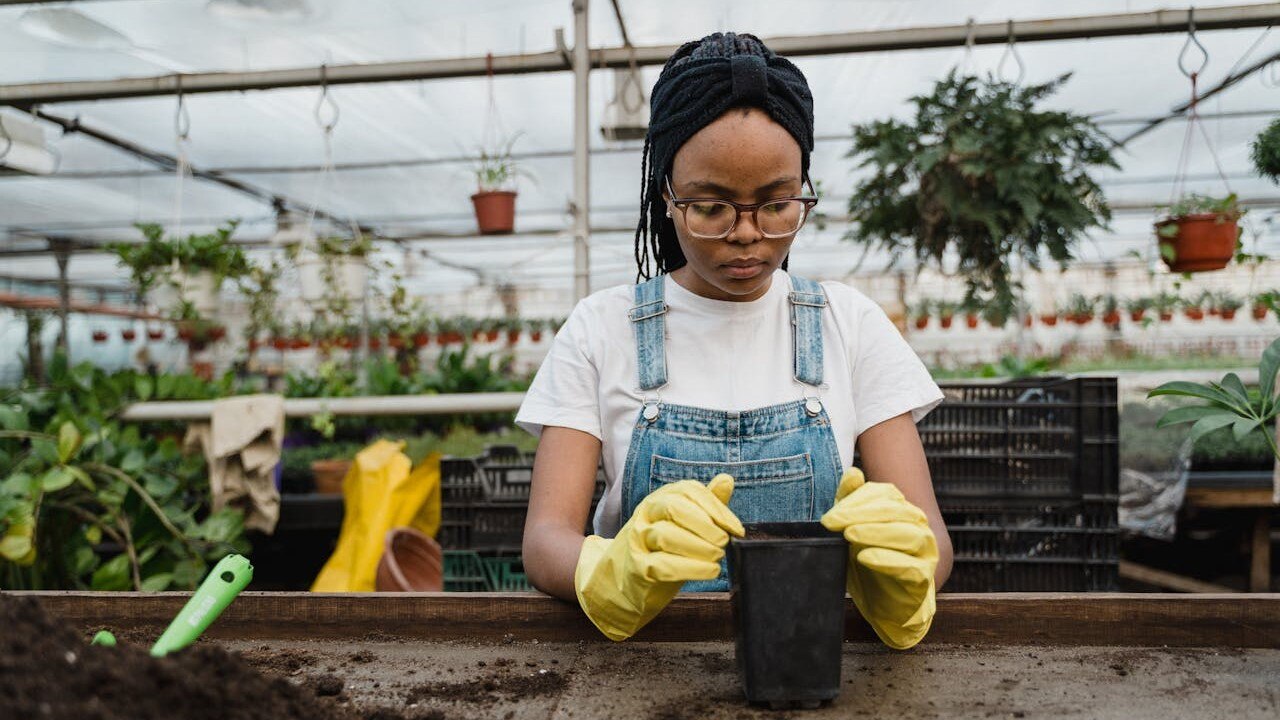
[310,440,441,592]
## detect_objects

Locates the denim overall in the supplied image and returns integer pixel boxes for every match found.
[619,273,844,591]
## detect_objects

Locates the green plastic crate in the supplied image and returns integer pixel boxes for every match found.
[443,551,490,592]
[482,556,531,592]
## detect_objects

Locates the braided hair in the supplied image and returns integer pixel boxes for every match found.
[634,32,815,281]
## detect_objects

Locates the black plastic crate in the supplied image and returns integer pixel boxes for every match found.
[470,504,528,550]
[440,457,486,504]
[922,377,1119,499]
[943,496,1119,592]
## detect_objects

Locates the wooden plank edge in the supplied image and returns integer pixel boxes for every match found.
[1119,561,1241,594]
[9,591,1280,648]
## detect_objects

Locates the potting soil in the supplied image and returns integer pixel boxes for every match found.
[0,593,424,720]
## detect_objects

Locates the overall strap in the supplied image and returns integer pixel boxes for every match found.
[629,275,669,391]
[788,275,827,387]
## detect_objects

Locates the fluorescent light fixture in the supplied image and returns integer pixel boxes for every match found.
[0,111,56,177]
[18,8,134,51]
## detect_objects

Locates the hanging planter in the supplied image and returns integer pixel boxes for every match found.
[1100,295,1121,328]
[484,326,500,343]
[147,326,165,341]
[1183,302,1205,321]
[413,331,431,348]
[91,330,108,344]
[111,222,247,322]
[272,337,289,351]
[120,328,137,342]
[1039,312,1058,327]
[1155,198,1242,274]
[964,313,980,329]
[1065,293,1095,325]
[909,299,930,330]
[296,241,369,306]
[471,190,518,235]
[1125,297,1149,323]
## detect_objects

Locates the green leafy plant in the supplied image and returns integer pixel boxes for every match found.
[844,71,1117,319]
[1251,116,1280,184]
[473,132,534,192]
[0,358,248,590]
[1148,336,1280,461]
[979,353,1057,378]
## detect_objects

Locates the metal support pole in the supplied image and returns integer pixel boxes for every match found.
[4,5,1277,104]
[572,0,591,302]
[52,240,70,356]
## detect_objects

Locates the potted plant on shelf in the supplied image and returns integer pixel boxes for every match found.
[120,327,136,342]
[930,300,953,330]
[909,299,931,330]
[526,317,546,343]
[502,317,522,344]
[1153,291,1179,322]
[1213,291,1242,321]
[1100,294,1121,328]
[91,329,108,343]
[471,133,531,235]
[844,71,1117,324]
[1038,305,1059,327]
[1065,293,1095,325]
[1124,296,1150,323]
[1154,194,1244,273]
[1254,291,1276,321]
[1182,293,1206,321]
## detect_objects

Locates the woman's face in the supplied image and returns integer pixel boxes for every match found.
[664,107,804,302]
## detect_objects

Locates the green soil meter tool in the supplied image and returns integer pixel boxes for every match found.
[91,554,253,655]
[149,554,253,656]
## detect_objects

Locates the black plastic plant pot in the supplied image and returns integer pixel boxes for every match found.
[728,522,848,709]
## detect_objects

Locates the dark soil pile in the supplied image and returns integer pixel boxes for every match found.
[0,593,408,720]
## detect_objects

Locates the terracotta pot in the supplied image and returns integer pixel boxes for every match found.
[375,527,443,592]
[939,315,954,329]
[1039,314,1058,327]
[290,338,310,350]
[177,326,193,341]
[1221,309,1237,321]
[388,334,405,349]
[471,190,517,235]
[1129,309,1146,322]
[1103,311,1121,327]
[1254,304,1270,321]
[147,328,165,341]
[1072,313,1093,325]
[272,338,289,351]
[914,317,929,330]
[485,329,500,342]
[1208,307,1221,317]
[121,329,137,342]
[530,330,543,342]
[1156,214,1238,272]
[1159,311,1174,322]
[413,332,431,348]
[1021,316,1033,328]
[210,326,227,341]
[369,337,383,350]
[92,331,108,343]
[964,314,979,329]
[507,329,521,343]
[311,459,351,495]
[1184,307,1205,321]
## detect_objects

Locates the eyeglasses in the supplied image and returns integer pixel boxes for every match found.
[664,175,819,240]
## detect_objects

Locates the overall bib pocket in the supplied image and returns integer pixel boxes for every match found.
[648,453,815,523]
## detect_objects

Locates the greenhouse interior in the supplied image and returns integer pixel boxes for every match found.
[3,1,1280,718]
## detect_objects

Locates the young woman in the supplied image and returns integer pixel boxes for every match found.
[516,32,951,649]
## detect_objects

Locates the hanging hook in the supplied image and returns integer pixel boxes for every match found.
[174,75,190,142]
[1178,7,1210,78]
[997,19,1026,85]
[314,64,340,133]
[961,17,976,74]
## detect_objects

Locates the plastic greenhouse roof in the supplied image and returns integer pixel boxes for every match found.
[2,0,1280,302]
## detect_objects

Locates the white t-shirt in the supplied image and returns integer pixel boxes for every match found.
[515,269,944,537]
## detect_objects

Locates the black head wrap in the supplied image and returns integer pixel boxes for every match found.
[634,32,815,280]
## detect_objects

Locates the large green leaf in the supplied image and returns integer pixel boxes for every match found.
[1148,382,1247,413]
[1218,374,1252,410]
[141,572,173,592]
[120,449,146,475]
[1155,404,1230,428]
[1261,336,1280,406]
[91,553,132,591]
[40,466,77,492]
[0,534,32,561]
[1188,414,1241,446]
[0,404,27,431]
[134,375,153,402]
[1232,417,1262,443]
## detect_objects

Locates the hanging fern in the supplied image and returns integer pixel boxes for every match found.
[844,70,1118,318]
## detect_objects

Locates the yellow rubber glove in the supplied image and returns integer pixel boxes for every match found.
[820,467,938,650]
[575,473,744,641]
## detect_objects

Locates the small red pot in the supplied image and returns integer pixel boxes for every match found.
[1039,314,1058,327]
[1103,311,1121,327]
[914,317,929,330]
[1221,308,1237,321]
[471,190,517,235]
[530,330,544,342]
[485,329,500,342]
[388,334,405,349]
[121,329,137,342]
[1129,309,1146,322]
[147,328,165,341]
[1253,304,1269,321]
[272,338,289,351]
[1184,307,1205,321]
[507,330,521,343]
[413,333,431,348]
[964,314,979,329]
[92,331,108,343]
[1159,311,1174,322]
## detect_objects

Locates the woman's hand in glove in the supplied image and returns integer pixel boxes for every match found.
[820,467,938,650]
[574,473,744,641]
